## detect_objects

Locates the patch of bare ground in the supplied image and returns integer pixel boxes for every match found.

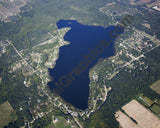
[122,100,160,128]
[115,110,140,128]
[0,77,2,84]
[0,0,31,22]
[142,23,151,29]
[129,0,153,5]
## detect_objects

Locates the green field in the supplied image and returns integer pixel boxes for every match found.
[151,79,160,95]
[150,104,160,117]
[47,116,77,128]
[0,101,17,128]
[156,100,160,105]
[137,94,154,107]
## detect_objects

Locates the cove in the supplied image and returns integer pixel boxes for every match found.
[48,20,124,109]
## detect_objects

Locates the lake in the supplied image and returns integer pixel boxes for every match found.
[48,20,123,109]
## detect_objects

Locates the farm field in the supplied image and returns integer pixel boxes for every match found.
[0,101,17,128]
[115,100,160,128]
[151,79,160,95]
[122,100,160,128]
[115,110,140,128]
[150,104,160,117]
[137,93,154,107]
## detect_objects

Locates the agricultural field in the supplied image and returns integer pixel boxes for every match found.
[115,100,160,128]
[137,93,154,107]
[157,100,160,105]
[122,100,160,128]
[151,79,160,95]
[0,101,17,128]
[150,104,160,117]
[115,110,140,128]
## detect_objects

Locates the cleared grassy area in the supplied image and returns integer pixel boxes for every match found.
[150,104,160,117]
[156,100,160,105]
[150,79,160,95]
[137,93,154,107]
[47,116,77,128]
[0,101,17,128]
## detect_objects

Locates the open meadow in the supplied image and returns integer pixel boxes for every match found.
[151,79,160,95]
[0,101,17,128]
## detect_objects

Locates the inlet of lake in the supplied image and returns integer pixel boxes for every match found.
[48,20,123,109]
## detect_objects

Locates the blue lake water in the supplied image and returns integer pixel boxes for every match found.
[48,20,124,109]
